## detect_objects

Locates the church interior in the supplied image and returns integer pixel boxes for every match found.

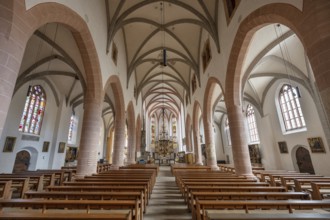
[1,0,330,219]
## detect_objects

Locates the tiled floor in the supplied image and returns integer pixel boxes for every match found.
[144,166,191,220]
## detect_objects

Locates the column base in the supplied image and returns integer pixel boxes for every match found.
[236,173,257,180]
[195,162,203,165]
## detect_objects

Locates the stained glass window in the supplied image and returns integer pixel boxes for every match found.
[225,118,231,145]
[246,104,259,143]
[18,85,46,135]
[279,84,306,131]
[68,114,78,145]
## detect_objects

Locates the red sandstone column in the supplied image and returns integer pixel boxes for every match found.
[0,2,27,138]
[193,127,203,165]
[185,126,192,152]
[227,105,253,177]
[76,98,102,177]
[106,127,114,163]
[127,123,136,165]
[203,118,219,170]
[110,113,126,169]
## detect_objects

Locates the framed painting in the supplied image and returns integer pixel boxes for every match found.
[3,136,16,152]
[278,141,288,153]
[42,141,50,152]
[308,137,326,153]
[58,142,66,153]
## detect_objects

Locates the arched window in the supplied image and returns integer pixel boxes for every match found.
[68,114,79,145]
[279,84,306,131]
[225,117,231,145]
[246,104,259,143]
[18,85,46,135]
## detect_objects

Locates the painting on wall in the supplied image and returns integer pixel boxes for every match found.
[58,142,66,153]
[308,137,326,153]
[278,141,288,153]
[3,136,16,152]
[248,144,261,164]
[42,141,50,152]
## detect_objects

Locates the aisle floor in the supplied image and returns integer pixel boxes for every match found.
[144,165,191,220]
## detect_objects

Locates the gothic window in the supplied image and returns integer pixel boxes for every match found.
[68,114,79,145]
[18,85,46,135]
[225,117,231,145]
[279,84,306,131]
[246,104,259,143]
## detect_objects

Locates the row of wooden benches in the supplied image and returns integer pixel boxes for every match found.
[0,165,159,220]
[173,164,330,220]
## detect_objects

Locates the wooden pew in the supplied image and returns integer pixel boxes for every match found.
[206,212,330,220]
[24,190,145,213]
[311,182,330,200]
[0,174,45,191]
[280,176,325,190]
[0,212,132,220]
[195,200,330,220]
[190,191,309,215]
[267,174,322,186]
[0,177,29,198]
[0,199,141,220]
[294,178,330,192]
[0,181,12,199]
[182,182,269,202]
[46,185,148,208]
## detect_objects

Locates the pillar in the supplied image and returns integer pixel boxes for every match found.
[193,127,203,165]
[106,127,114,163]
[76,98,102,177]
[110,113,126,169]
[227,105,254,177]
[203,117,219,170]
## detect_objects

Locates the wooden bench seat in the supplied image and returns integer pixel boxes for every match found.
[182,182,269,201]
[62,181,150,200]
[268,174,323,186]
[311,182,330,200]
[24,190,146,213]
[0,199,141,220]
[195,200,330,220]
[0,181,12,199]
[0,178,29,198]
[280,176,325,190]
[46,185,148,207]
[190,191,310,215]
[206,212,330,220]
[0,212,132,220]
[294,178,330,192]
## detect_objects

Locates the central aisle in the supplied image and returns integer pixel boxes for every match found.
[144,166,191,220]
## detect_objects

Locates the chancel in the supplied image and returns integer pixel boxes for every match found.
[0,0,330,219]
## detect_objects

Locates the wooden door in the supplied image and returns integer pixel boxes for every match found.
[296,147,315,174]
[12,150,30,173]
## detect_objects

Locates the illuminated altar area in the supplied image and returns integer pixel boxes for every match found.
[150,108,178,161]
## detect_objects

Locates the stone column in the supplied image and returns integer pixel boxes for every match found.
[127,123,136,165]
[185,126,192,152]
[193,127,203,165]
[110,113,126,169]
[203,117,219,170]
[76,98,102,177]
[106,127,114,163]
[0,2,28,138]
[227,105,253,177]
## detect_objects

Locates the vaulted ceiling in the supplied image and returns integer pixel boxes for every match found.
[107,0,220,118]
